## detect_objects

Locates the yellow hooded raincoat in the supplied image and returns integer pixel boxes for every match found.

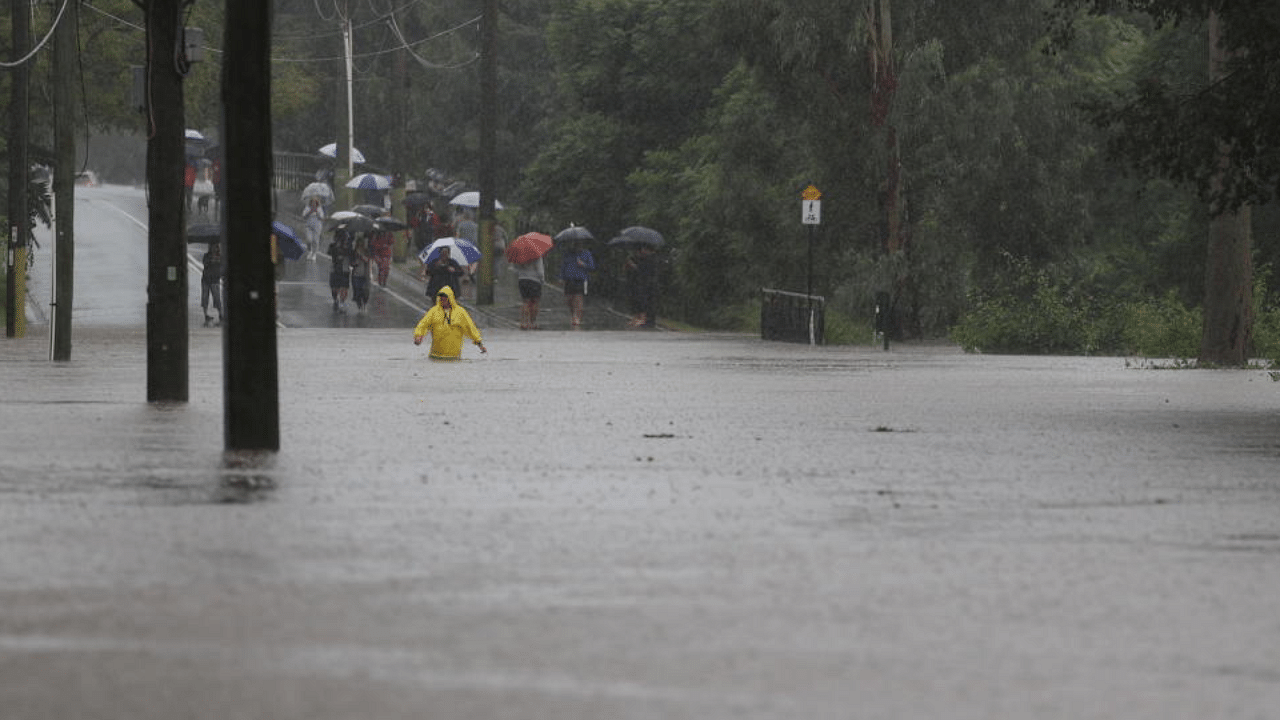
[413,286,484,359]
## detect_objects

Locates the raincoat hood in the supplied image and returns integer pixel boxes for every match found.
[435,285,457,306]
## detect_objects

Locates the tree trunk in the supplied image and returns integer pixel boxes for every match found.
[1198,11,1252,366]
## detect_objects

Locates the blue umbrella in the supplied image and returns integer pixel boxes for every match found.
[271,221,305,260]
[419,237,481,266]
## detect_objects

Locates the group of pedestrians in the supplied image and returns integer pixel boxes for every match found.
[327,229,375,314]
[507,238,597,330]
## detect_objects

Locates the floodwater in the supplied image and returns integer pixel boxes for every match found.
[3,185,1278,718]
[2,323,1279,719]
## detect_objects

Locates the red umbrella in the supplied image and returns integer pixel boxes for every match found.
[505,232,554,265]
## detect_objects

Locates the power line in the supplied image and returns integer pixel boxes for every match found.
[77,0,478,68]
[0,0,73,69]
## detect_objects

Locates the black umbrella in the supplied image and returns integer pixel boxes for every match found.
[404,191,430,208]
[554,226,595,244]
[339,216,376,234]
[351,204,384,217]
[608,226,664,248]
[186,222,221,244]
[374,215,409,231]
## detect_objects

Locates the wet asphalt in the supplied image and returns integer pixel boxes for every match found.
[2,187,1279,719]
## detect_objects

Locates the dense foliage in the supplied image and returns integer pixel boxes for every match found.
[4,0,1278,357]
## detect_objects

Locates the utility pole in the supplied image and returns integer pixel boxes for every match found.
[329,1,355,209]
[222,0,279,450]
[476,0,498,305]
[7,0,30,339]
[52,0,77,360]
[144,0,189,402]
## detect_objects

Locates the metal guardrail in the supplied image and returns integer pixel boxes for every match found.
[273,151,316,192]
[761,288,824,345]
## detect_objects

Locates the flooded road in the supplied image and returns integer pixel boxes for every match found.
[3,186,1279,719]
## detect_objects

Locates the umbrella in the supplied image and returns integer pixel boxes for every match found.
[505,232,554,265]
[554,226,595,244]
[419,237,481,266]
[403,191,430,208]
[374,215,409,231]
[346,173,392,191]
[327,211,375,234]
[271,221,305,260]
[300,182,334,204]
[351,203,384,217]
[449,191,504,210]
[318,143,366,164]
[608,226,664,248]
[185,129,205,141]
[186,222,221,245]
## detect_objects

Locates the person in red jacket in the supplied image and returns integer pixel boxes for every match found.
[183,161,196,213]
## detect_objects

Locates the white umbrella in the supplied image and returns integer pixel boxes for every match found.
[345,173,392,190]
[300,182,334,204]
[449,191,503,210]
[185,129,206,141]
[318,143,366,164]
[326,211,375,233]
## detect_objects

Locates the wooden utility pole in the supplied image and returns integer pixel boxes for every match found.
[52,0,77,360]
[144,0,189,401]
[7,0,30,338]
[222,0,279,450]
[1198,10,1253,366]
[868,0,901,254]
[477,0,498,305]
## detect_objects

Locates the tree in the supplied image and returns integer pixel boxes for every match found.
[1052,0,1279,364]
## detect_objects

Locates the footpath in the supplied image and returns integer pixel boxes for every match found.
[382,252,644,333]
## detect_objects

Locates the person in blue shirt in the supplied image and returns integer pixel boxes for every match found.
[559,241,596,327]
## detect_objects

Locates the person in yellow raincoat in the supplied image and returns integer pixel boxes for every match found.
[413,285,487,360]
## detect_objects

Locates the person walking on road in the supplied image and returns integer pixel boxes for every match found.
[511,255,544,330]
[423,245,465,300]
[302,197,325,260]
[350,236,372,312]
[370,229,394,286]
[625,245,658,328]
[328,229,353,313]
[200,242,223,326]
[560,240,596,327]
[413,286,487,360]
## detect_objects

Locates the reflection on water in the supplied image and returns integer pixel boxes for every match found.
[218,450,278,503]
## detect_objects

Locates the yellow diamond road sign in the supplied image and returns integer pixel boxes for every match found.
[802,184,822,225]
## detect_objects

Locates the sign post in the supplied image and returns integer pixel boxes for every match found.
[801,184,822,345]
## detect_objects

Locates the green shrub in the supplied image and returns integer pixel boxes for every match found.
[1251,307,1280,365]
[1119,292,1201,358]
[822,308,875,345]
[951,280,1092,354]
